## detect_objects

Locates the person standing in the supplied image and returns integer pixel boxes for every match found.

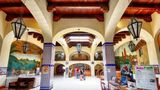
[69,68,72,78]
[80,68,84,81]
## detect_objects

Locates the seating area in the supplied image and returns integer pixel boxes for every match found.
[9,77,35,90]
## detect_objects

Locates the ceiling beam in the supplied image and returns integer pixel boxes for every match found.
[122,14,152,22]
[47,0,109,3]
[53,14,104,21]
[6,14,32,21]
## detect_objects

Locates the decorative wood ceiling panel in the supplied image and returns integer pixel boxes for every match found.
[123,0,160,22]
[28,32,44,43]
[132,0,160,4]
[0,0,32,21]
[135,39,146,50]
[64,32,95,48]
[0,0,21,3]
[113,31,130,45]
[48,0,108,3]
[47,0,109,21]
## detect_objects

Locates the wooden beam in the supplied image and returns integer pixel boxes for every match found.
[53,14,104,21]
[6,14,32,21]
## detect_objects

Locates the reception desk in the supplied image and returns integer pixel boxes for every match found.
[6,75,41,88]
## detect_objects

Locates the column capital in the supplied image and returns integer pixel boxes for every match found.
[103,42,114,46]
[44,43,55,47]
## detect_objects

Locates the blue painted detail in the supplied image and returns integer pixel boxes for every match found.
[103,42,113,46]
[44,43,55,47]
[40,86,53,90]
[42,64,54,67]
[105,64,116,66]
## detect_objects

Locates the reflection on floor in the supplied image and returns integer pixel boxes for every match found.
[32,76,101,90]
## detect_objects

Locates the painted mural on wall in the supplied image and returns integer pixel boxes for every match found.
[7,42,42,76]
[115,42,137,71]
[7,55,40,76]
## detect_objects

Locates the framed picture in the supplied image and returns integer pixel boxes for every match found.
[0,67,7,75]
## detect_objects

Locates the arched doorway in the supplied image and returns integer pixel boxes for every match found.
[54,63,65,76]
[69,63,91,77]
[94,64,103,77]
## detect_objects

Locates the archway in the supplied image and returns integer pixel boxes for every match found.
[155,30,160,63]
[69,63,91,77]
[0,28,43,68]
[0,35,2,55]
[54,63,65,76]
[94,64,103,76]
[52,27,105,62]
[115,28,158,65]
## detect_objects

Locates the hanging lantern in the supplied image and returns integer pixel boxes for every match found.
[128,41,136,52]
[23,42,29,53]
[127,17,142,40]
[76,43,81,54]
[11,18,27,40]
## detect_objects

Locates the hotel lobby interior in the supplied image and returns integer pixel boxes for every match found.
[0,0,160,90]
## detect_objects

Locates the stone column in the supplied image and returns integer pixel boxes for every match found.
[102,42,116,81]
[91,63,95,77]
[40,43,55,90]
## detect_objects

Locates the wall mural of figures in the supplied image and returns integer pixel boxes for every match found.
[115,42,137,71]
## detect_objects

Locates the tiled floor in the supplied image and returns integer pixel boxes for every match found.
[3,77,102,90]
[32,76,101,90]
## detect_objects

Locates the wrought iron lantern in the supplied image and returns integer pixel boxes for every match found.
[76,43,81,54]
[128,41,136,52]
[127,17,142,40]
[23,42,29,53]
[11,17,27,40]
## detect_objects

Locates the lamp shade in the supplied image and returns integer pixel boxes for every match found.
[11,18,27,40]
[23,42,29,53]
[128,41,135,52]
[127,17,142,40]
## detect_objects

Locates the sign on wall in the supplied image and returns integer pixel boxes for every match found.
[135,66,157,90]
